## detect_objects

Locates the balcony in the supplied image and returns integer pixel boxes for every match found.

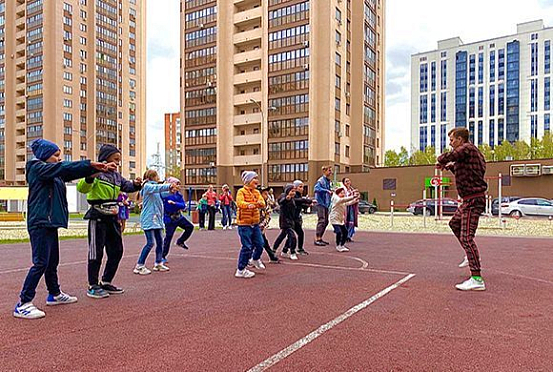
[233,0,260,6]
[15,109,26,118]
[233,113,262,126]
[233,7,262,26]
[234,49,262,66]
[233,91,262,106]
[234,70,262,86]
[16,30,26,42]
[233,133,262,146]
[233,154,262,166]
[233,28,262,46]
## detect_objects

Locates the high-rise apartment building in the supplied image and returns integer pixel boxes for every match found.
[180,0,385,191]
[164,112,182,172]
[0,0,145,186]
[411,20,552,154]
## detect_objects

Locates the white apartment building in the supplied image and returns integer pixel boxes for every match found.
[411,20,552,154]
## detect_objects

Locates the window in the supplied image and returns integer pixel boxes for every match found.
[335,8,342,23]
[335,97,341,111]
[345,146,350,157]
[335,75,341,88]
[63,71,72,81]
[383,179,397,190]
[335,142,340,155]
[63,85,73,94]
[335,52,341,66]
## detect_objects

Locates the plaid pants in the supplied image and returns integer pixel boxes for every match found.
[448,196,486,276]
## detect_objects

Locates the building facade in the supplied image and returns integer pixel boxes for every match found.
[164,112,182,172]
[180,0,385,191]
[411,20,552,154]
[0,0,146,185]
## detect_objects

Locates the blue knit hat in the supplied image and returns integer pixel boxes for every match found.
[31,139,60,161]
[241,171,258,185]
[98,144,121,162]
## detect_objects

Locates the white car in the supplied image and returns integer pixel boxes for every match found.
[500,198,553,218]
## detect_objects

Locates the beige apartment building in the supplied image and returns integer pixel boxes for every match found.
[164,112,182,172]
[180,0,385,192]
[0,0,146,186]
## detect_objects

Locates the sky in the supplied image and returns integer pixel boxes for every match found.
[145,0,553,163]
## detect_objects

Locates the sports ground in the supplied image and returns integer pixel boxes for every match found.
[1,229,552,371]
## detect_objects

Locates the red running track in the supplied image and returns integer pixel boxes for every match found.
[0,229,552,371]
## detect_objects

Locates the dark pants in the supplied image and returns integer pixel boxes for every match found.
[449,197,486,276]
[332,224,348,246]
[199,210,206,229]
[316,206,329,239]
[221,205,232,227]
[207,206,216,230]
[274,228,297,254]
[137,229,164,266]
[87,218,124,286]
[20,228,61,304]
[293,219,305,251]
[237,225,264,270]
[262,233,278,261]
[162,216,194,259]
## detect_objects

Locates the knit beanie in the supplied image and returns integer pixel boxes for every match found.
[166,177,180,184]
[292,180,303,187]
[241,171,258,185]
[31,139,60,161]
[98,144,121,162]
[284,183,295,195]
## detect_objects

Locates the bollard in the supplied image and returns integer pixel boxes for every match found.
[422,189,427,228]
[498,173,503,228]
[390,200,394,228]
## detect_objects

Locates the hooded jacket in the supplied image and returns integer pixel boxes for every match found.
[278,186,297,229]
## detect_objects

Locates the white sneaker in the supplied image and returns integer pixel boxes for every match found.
[227,226,233,230]
[13,302,46,319]
[223,226,227,230]
[336,245,349,252]
[235,268,255,278]
[458,256,469,268]
[46,291,78,306]
[152,263,170,272]
[455,277,486,291]
[250,259,266,270]
[290,253,298,260]
[280,252,289,258]
[133,265,152,275]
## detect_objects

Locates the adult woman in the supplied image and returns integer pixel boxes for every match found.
[204,185,218,230]
[342,177,359,242]
[219,184,234,230]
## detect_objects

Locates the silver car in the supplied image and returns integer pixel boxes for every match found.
[500,198,553,218]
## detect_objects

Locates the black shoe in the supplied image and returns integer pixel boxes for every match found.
[314,241,326,246]
[269,258,281,264]
[297,249,309,255]
[321,240,330,245]
[176,241,189,250]
[346,238,353,243]
[100,283,125,294]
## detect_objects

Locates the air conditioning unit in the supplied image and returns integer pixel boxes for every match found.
[510,164,525,177]
[303,64,309,70]
[524,163,541,176]
[199,23,205,29]
[336,40,341,46]
[542,165,553,175]
[303,41,309,47]
[207,81,213,87]
[345,92,350,97]
[338,20,342,26]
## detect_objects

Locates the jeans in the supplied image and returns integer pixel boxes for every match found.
[221,205,232,227]
[316,206,329,239]
[87,218,124,286]
[237,225,264,270]
[20,228,61,304]
[137,229,164,266]
[162,217,194,259]
[332,224,348,246]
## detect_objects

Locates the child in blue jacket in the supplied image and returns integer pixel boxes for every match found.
[161,177,194,263]
[134,170,177,275]
[14,139,113,319]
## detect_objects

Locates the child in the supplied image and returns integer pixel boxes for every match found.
[329,187,360,252]
[235,171,266,278]
[291,180,315,255]
[77,144,142,299]
[219,184,234,230]
[117,192,130,232]
[162,177,194,263]
[198,194,208,230]
[259,187,279,263]
[273,184,298,260]
[14,139,113,319]
[134,170,177,275]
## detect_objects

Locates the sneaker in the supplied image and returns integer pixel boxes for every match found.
[455,277,486,291]
[235,268,255,278]
[13,302,46,319]
[250,259,266,270]
[227,226,233,230]
[336,245,350,252]
[46,291,78,306]
[133,265,152,275]
[100,282,125,295]
[280,252,289,258]
[222,226,227,230]
[269,258,281,264]
[297,249,309,256]
[458,256,469,268]
[321,240,330,245]
[314,240,326,247]
[87,285,110,299]
[152,263,170,272]
[176,241,189,250]
[290,253,298,260]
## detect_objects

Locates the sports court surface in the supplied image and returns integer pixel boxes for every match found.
[1,229,552,371]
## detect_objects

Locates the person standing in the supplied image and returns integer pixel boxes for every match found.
[314,166,333,246]
[117,192,130,233]
[259,187,279,263]
[329,187,360,252]
[14,139,113,319]
[204,185,218,230]
[219,184,234,230]
[235,171,266,278]
[77,144,142,299]
[162,177,194,263]
[273,184,298,260]
[436,127,488,291]
[342,178,359,242]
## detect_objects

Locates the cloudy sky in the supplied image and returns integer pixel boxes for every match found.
[145,0,553,162]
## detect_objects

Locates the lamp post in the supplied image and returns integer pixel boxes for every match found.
[249,98,276,186]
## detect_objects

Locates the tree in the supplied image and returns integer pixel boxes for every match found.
[478,144,494,161]
[398,146,409,166]
[384,150,400,167]
[493,141,515,161]
[541,132,553,159]
[513,140,531,160]
[409,146,437,165]
[166,164,183,179]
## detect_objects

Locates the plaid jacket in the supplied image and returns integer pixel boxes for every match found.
[437,142,487,198]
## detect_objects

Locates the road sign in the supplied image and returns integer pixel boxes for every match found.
[430,176,441,187]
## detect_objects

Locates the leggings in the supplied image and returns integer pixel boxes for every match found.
[332,224,348,246]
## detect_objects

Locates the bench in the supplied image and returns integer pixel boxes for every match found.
[0,213,25,222]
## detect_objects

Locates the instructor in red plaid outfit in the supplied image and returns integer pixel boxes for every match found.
[437,127,488,291]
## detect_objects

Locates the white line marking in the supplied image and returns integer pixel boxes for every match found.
[309,252,369,269]
[246,273,415,372]
[487,269,553,286]
[286,262,411,276]
[0,260,88,275]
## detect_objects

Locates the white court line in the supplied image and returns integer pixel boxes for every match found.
[0,260,88,275]
[487,268,553,286]
[246,273,416,372]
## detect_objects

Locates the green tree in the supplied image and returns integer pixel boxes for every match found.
[384,149,400,167]
[541,132,553,159]
[494,141,515,161]
[398,146,409,166]
[513,140,531,160]
[409,146,437,165]
[529,137,543,159]
[166,164,183,179]
[478,144,494,161]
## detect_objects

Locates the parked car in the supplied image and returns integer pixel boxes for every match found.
[407,198,459,216]
[491,196,521,216]
[500,198,553,217]
[358,200,377,214]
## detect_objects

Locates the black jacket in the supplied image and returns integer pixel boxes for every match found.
[293,191,314,220]
[278,193,296,229]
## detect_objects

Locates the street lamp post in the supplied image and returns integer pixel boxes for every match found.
[249,98,276,186]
